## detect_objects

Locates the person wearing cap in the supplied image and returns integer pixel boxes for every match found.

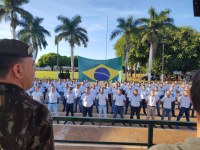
[0,39,54,149]
[149,70,200,150]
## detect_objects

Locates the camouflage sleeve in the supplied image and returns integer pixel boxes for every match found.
[28,105,55,150]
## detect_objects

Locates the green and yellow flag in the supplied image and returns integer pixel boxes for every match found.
[78,56,122,82]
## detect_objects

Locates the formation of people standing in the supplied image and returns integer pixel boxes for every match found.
[27,78,194,128]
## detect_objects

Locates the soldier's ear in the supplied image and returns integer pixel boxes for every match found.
[12,64,23,79]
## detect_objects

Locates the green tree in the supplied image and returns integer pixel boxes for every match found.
[17,15,50,58]
[110,16,140,81]
[37,53,58,71]
[55,15,88,79]
[114,34,149,77]
[139,7,174,81]
[0,0,31,39]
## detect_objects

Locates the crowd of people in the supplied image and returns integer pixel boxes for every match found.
[27,78,194,128]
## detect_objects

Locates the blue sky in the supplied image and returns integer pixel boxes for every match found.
[0,0,200,62]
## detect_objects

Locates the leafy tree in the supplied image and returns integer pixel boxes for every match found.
[114,34,149,77]
[17,15,50,58]
[37,53,58,71]
[110,16,140,81]
[139,7,174,81]
[0,0,31,39]
[55,15,88,79]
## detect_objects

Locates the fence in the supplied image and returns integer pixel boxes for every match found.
[53,116,196,148]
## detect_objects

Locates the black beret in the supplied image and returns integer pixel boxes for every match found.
[0,39,33,57]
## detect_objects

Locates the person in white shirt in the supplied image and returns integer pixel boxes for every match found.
[90,84,99,113]
[111,86,118,114]
[96,88,108,118]
[48,86,61,120]
[64,87,75,124]
[105,81,112,113]
[169,86,177,117]
[112,89,126,126]
[129,89,141,126]
[140,85,148,115]
[80,87,95,125]
[73,84,82,113]
[146,90,158,121]
[62,84,69,112]
[31,86,44,104]
[154,86,161,117]
[176,89,191,129]
[160,90,175,128]
[125,85,133,114]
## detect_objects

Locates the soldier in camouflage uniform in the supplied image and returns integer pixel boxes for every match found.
[0,39,54,150]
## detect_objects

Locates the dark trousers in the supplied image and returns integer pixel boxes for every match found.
[171,101,176,116]
[113,106,124,118]
[140,99,147,115]
[107,93,112,113]
[81,106,94,124]
[177,107,190,121]
[62,98,66,111]
[66,103,74,116]
[130,106,140,119]
[125,97,130,114]
[65,103,75,124]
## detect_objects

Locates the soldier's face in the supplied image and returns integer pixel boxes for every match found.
[21,57,35,90]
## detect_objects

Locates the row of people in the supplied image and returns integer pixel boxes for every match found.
[30,81,193,128]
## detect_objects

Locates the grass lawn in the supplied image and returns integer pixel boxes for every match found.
[36,70,143,82]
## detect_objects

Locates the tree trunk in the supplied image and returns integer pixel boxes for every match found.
[125,50,129,82]
[134,63,137,78]
[70,46,74,80]
[10,11,16,39]
[124,34,130,82]
[148,43,153,81]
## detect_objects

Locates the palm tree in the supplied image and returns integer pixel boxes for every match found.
[0,0,32,39]
[139,7,174,81]
[17,15,51,58]
[110,16,140,82]
[55,15,89,80]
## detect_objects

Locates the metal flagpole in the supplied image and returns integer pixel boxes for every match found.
[105,16,108,62]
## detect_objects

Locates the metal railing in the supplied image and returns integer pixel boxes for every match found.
[52,116,196,148]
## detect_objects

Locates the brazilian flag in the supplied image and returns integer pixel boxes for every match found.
[78,56,122,82]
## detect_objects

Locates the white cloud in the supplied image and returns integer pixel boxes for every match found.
[87,23,106,32]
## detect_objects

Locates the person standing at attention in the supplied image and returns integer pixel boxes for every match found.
[144,90,158,127]
[96,87,108,119]
[80,87,95,125]
[48,85,61,120]
[160,90,175,129]
[31,85,44,104]
[112,89,126,126]
[149,70,200,149]
[0,39,54,149]
[129,89,142,127]
[64,87,75,124]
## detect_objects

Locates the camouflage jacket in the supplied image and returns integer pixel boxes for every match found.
[0,83,55,150]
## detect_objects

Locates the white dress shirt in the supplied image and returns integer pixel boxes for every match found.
[48,91,61,103]
[81,93,94,107]
[65,92,75,104]
[146,96,157,106]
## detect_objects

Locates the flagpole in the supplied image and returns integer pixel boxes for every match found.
[105,15,108,62]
